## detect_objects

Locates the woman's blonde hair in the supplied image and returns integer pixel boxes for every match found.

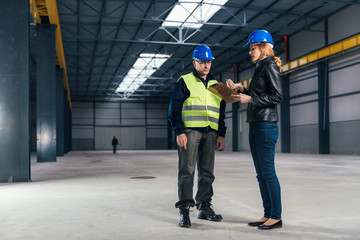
[257,43,282,72]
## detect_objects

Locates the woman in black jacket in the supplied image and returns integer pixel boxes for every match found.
[226,29,283,230]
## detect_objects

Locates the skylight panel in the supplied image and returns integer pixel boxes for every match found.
[115,53,170,97]
[162,0,228,29]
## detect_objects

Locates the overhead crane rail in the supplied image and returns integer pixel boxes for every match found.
[30,0,72,112]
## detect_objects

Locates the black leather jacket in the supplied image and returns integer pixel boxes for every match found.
[242,56,282,123]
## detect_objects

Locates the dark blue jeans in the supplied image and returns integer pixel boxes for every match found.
[249,122,282,219]
[175,129,217,208]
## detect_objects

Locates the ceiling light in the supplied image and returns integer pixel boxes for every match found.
[115,53,170,97]
[162,0,228,29]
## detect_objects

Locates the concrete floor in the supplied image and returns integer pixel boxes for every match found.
[1,150,359,240]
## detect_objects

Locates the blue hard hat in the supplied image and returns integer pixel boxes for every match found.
[192,44,215,60]
[243,29,274,47]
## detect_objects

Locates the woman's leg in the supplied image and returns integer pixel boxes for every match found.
[249,123,271,218]
[250,122,281,220]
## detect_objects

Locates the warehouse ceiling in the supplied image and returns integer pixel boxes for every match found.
[50,0,357,102]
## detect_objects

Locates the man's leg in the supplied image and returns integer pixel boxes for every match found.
[195,131,222,221]
[175,129,201,227]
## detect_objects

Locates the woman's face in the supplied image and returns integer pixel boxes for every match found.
[249,44,261,63]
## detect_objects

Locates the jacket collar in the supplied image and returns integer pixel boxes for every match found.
[255,56,273,69]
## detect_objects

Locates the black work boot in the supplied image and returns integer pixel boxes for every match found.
[197,202,223,221]
[179,206,191,228]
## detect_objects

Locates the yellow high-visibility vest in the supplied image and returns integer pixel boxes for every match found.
[181,72,222,130]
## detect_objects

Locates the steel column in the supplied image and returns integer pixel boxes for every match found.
[280,75,291,153]
[36,24,57,162]
[232,63,240,152]
[0,0,30,182]
[281,35,291,153]
[318,20,330,154]
[318,60,330,154]
[56,68,64,156]
[64,95,72,154]
[232,102,240,152]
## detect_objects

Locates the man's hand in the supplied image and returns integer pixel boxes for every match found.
[177,133,188,150]
[231,93,252,103]
[216,136,224,151]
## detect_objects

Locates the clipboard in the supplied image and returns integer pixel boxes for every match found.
[207,82,238,103]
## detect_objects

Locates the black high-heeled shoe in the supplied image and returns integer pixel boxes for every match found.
[248,221,266,227]
[258,220,282,230]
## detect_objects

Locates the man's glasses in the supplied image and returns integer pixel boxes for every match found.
[194,60,212,65]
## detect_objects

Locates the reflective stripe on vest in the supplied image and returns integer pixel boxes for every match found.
[181,72,222,130]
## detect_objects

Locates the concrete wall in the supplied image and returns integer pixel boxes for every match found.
[72,102,169,150]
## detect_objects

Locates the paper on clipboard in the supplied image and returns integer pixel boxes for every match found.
[207,82,238,103]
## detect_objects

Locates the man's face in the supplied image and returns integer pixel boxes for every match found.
[193,59,212,77]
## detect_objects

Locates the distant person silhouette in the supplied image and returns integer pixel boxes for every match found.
[112,136,119,153]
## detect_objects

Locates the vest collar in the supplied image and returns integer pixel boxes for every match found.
[192,69,214,83]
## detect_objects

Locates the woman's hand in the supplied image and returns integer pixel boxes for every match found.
[226,79,244,92]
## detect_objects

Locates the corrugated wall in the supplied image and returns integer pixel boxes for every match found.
[72,102,169,150]
[288,5,360,154]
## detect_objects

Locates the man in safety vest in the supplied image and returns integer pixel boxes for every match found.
[168,44,226,228]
